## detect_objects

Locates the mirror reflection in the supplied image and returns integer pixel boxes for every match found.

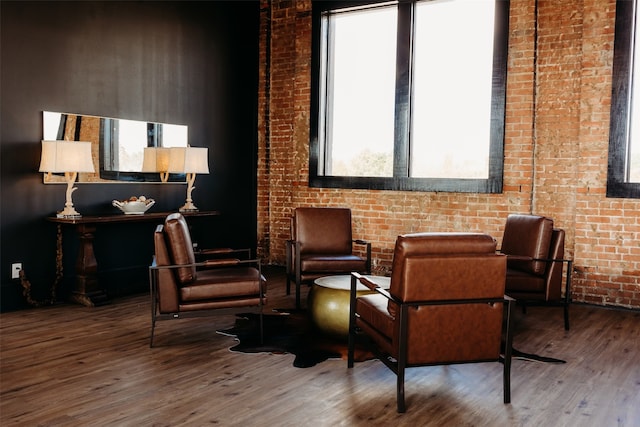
[42,111,188,183]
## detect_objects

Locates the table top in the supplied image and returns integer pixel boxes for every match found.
[46,210,220,225]
[314,274,391,291]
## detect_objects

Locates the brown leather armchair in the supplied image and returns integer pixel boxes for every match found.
[499,214,572,330]
[149,213,267,347]
[286,207,371,308]
[348,233,514,413]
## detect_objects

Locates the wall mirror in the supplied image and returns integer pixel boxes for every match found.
[42,111,188,183]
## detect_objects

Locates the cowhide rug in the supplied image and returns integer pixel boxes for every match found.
[217,310,373,368]
[217,310,565,368]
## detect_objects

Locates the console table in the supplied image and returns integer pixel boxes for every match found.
[47,211,220,307]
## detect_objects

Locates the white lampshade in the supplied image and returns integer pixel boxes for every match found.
[39,140,95,173]
[168,146,209,174]
[142,147,171,172]
[39,140,95,218]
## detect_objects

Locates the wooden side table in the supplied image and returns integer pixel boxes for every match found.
[309,274,390,337]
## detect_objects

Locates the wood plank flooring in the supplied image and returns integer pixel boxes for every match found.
[1,266,639,426]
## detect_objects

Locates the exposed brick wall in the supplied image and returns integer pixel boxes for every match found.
[572,0,639,307]
[257,0,640,309]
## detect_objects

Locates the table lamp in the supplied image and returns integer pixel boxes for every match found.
[142,147,171,182]
[168,146,209,211]
[39,140,95,218]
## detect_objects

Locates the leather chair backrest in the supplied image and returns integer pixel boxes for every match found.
[389,233,505,304]
[292,207,353,254]
[164,213,197,284]
[154,225,172,267]
[153,224,180,313]
[501,214,553,275]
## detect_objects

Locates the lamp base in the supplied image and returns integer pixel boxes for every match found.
[179,201,199,212]
[57,206,82,219]
[57,213,82,219]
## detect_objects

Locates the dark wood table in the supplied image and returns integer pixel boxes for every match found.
[47,211,220,307]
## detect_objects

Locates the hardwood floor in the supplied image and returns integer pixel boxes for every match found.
[1,266,639,426]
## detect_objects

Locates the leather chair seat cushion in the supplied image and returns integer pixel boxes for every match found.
[505,268,546,294]
[300,254,367,273]
[180,267,265,302]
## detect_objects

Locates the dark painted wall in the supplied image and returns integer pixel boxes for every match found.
[0,1,259,311]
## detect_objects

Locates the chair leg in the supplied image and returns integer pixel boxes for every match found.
[397,365,406,413]
[564,260,572,331]
[259,310,264,344]
[503,352,511,404]
[396,304,408,413]
[150,317,156,348]
[503,298,514,404]
[347,329,355,368]
[149,305,158,348]
[149,270,157,348]
[348,277,357,368]
[294,242,302,308]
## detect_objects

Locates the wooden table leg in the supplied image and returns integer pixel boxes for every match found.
[70,224,109,307]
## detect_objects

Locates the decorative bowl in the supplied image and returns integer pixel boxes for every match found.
[112,196,155,215]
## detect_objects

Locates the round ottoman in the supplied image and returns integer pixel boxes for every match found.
[308,274,391,337]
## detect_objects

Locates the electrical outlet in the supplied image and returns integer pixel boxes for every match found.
[11,263,22,279]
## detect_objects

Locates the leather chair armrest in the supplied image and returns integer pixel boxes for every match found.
[352,272,389,291]
[151,257,263,271]
[352,272,378,291]
[351,272,398,302]
[532,257,573,303]
[285,240,295,260]
[151,260,220,272]
[203,258,242,267]
[285,240,302,275]
[196,247,251,260]
[374,287,397,303]
[353,240,372,273]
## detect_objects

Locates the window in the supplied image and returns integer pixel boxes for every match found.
[608,0,640,198]
[310,0,509,192]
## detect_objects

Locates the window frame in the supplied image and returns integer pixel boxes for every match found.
[309,0,510,193]
[608,0,640,198]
